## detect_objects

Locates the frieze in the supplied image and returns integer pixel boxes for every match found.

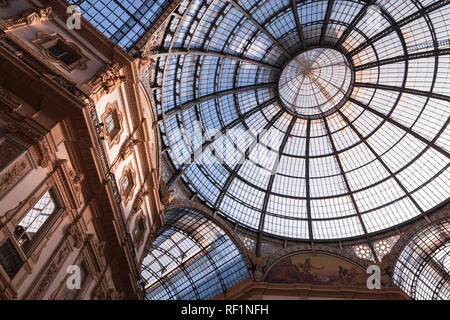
[2,6,52,30]
[27,240,72,300]
[0,154,32,199]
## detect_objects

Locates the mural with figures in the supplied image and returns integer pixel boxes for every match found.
[265,252,368,286]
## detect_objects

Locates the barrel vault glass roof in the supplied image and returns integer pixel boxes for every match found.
[141,208,249,300]
[152,0,450,243]
[394,219,450,300]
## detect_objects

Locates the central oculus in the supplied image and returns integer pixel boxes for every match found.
[278,48,353,119]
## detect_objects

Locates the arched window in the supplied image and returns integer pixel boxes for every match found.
[141,208,249,300]
[393,219,450,300]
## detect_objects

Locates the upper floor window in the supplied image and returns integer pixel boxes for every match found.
[105,111,120,137]
[119,164,136,206]
[121,175,131,194]
[32,32,88,72]
[46,40,81,67]
[134,217,145,246]
[14,190,60,253]
[101,101,123,147]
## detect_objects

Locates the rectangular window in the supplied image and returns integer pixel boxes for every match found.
[47,40,80,66]
[122,175,130,193]
[134,218,145,244]
[0,238,24,279]
[14,190,60,254]
[105,112,118,136]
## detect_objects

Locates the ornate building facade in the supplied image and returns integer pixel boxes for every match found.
[0,0,449,300]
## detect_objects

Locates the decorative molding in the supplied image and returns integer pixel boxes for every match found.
[2,6,52,30]
[0,154,32,199]
[132,214,146,249]
[119,164,136,207]
[27,240,72,300]
[5,121,51,168]
[87,62,127,96]
[31,32,88,72]
[66,222,84,250]
[131,190,150,215]
[0,138,23,170]
[0,84,22,114]
[112,137,143,169]
[67,166,85,205]
[33,138,50,168]
[101,101,123,148]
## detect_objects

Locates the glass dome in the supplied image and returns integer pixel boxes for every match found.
[152,0,450,242]
[279,48,353,118]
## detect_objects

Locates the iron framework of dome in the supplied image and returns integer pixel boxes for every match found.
[141,208,249,300]
[393,219,450,300]
[149,0,450,247]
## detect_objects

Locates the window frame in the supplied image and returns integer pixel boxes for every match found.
[119,164,136,206]
[101,101,124,148]
[14,187,64,257]
[32,32,88,72]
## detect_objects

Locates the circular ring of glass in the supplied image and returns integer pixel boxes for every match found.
[278,48,354,119]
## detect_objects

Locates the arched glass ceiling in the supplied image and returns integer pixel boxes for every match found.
[141,208,249,300]
[152,0,450,242]
[393,219,450,300]
[68,0,174,50]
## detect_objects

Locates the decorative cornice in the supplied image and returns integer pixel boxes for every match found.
[1,6,52,30]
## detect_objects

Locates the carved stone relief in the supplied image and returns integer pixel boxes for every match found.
[131,190,150,214]
[67,167,84,204]
[2,6,52,30]
[66,222,83,249]
[0,154,32,198]
[27,240,72,300]
[5,121,51,168]
[88,62,127,96]
[101,101,124,148]
[0,139,22,170]
[111,138,143,169]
